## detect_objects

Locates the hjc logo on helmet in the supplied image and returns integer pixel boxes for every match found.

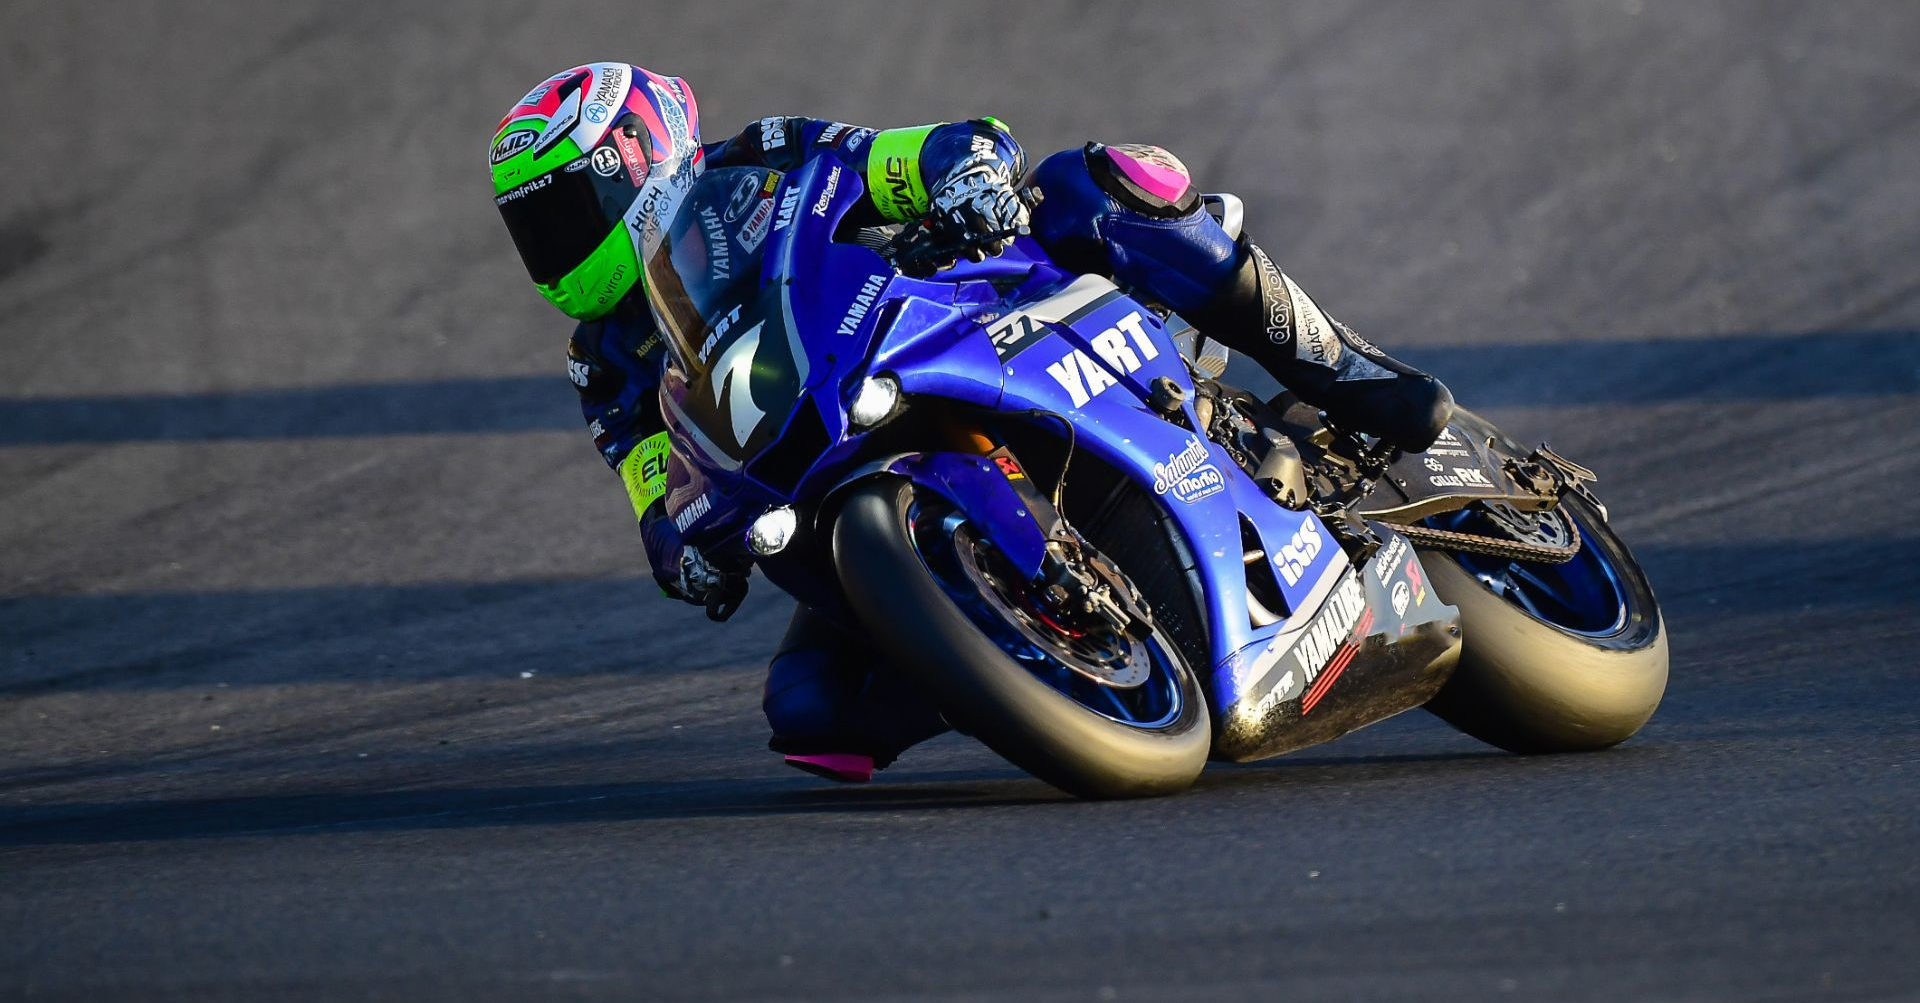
[490,130,534,165]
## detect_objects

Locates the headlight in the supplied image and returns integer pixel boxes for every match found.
[848,374,902,429]
[746,506,799,556]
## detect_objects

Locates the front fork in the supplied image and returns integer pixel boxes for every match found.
[943,426,1156,641]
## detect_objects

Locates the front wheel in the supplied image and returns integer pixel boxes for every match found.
[1419,494,1669,753]
[833,479,1210,799]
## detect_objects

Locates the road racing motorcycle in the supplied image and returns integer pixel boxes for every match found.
[643,159,1669,798]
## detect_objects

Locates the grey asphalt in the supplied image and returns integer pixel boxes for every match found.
[3,2,1917,999]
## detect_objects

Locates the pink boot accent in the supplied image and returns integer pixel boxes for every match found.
[1104,145,1193,205]
[784,753,875,783]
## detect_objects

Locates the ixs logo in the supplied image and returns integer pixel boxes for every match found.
[1151,437,1224,503]
[567,358,592,387]
[490,129,535,165]
[837,274,888,337]
[757,117,789,150]
[1042,311,1161,407]
[1274,517,1325,588]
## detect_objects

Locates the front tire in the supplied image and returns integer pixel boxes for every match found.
[833,479,1210,799]
[1420,495,1669,753]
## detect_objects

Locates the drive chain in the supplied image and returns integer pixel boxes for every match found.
[1390,521,1583,564]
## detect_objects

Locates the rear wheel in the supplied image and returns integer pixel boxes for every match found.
[833,479,1210,799]
[1419,494,1668,752]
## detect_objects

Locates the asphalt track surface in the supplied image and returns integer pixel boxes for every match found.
[3,2,1918,999]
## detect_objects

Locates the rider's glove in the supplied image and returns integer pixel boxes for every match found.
[927,155,1031,261]
[642,498,750,620]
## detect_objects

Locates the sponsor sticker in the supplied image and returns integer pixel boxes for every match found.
[1392,580,1411,616]
[589,69,624,108]
[1428,466,1493,489]
[772,180,802,232]
[1282,273,1338,366]
[699,205,731,281]
[1042,311,1161,407]
[591,145,621,177]
[837,274,888,337]
[567,358,591,387]
[724,174,760,222]
[738,197,775,253]
[672,492,713,533]
[490,130,535,165]
[1251,245,1291,346]
[986,313,1049,361]
[758,117,788,150]
[1151,437,1225,503]
[612,128,649,183]
[1249,572,1370,717]
[1373,535,1407,585]
[494,174,552,206]
[812,165,842,217]
[1425,427,1472,458]
[1273,518,1324,588]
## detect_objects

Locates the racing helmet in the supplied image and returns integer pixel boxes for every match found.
[490,63,703,320]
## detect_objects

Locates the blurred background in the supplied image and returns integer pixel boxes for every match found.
[2,2,1916,999]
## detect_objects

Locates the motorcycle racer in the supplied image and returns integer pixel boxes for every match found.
[489,62,1454,783]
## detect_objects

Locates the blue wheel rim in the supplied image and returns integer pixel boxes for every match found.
[1428,506,1631,638]
[906,502,1186,729]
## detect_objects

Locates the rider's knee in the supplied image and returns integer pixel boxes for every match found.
[762,646,848,739]
[1027,143,1239,314]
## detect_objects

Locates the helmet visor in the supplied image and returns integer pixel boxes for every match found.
[496,117,655,285]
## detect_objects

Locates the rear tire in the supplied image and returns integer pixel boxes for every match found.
[1420,496,1668,753]
[833,479,1210,799]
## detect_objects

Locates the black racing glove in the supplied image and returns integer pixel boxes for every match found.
[926,155,1032,260]
[641,498,751,621]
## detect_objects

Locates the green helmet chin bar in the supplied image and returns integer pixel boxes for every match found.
[538,222,642,321]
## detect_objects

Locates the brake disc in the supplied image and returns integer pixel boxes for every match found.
[954,534,1152,688]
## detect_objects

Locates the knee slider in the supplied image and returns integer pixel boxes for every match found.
[1085,143,1200,218]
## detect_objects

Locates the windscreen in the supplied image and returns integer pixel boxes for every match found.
[642,167,783,380]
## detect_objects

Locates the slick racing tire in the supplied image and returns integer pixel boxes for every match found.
[1419,495,1668,753]
[833,479,1210,799]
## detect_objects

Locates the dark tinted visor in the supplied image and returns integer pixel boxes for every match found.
[495,116,655,285]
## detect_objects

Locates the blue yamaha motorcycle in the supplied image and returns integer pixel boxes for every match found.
[646,159,1668,798]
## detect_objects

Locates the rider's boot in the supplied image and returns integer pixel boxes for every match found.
[762,607,948,783]
[1185,239,1456,452]
[1026,142,1454,452]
